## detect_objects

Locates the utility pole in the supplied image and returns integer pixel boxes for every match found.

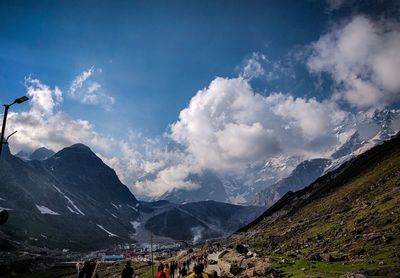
[0,96,29,159]
[0,96,29,226]
[150,232,154,278]
[0,104,10,159]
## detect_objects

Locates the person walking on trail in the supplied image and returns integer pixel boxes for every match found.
[156,264,166,278]
[164,263,171,278]
[76,262,83,278]
[179,262,188,278]
[170,261,176,278]
[121,261,135,278]
[78,261,95,278]
[186,265,209,278]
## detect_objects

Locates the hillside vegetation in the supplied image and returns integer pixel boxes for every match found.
[229,134,400,277]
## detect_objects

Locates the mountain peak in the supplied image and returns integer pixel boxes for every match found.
[69,143,92,151]
[29,147,55,160]
[53,143,94,158]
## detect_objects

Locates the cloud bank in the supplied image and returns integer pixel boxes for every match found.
[308,16,400,108]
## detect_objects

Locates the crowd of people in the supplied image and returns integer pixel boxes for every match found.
[155,261,219,278]
[76,248,221,278]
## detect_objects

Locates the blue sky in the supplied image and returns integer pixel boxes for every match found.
[1,0,332,137]
[1,0,400,198]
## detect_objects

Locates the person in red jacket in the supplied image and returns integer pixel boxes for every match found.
[156,264,166,278]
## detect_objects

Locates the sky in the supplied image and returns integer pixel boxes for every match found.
[1,0,400,198]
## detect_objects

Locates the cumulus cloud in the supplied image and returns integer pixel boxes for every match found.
[307,16,400,108]
[134,163,201,198]
[69,66,115,110]
[25,77,63,117]
[171,77,347,172]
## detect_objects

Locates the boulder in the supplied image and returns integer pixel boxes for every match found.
[350,248,365,256]
[321,253,333,262]
[304,252,322,261]
[236,244,249,254]
[229,263,245,275]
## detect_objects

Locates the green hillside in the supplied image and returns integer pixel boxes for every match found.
[230,135,400,277]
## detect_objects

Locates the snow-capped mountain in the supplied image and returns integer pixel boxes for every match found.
[220,156,302,205]
[152,109,400,206]
[253,108,400,207]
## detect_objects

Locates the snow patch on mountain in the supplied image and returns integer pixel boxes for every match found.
[36,204,60,215]
[96,224,118,237]
[52,185,85,215]
[0,207,13,210]
[130,221,141,229]
[127,204,138,212]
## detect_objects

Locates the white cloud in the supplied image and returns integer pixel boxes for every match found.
[134,163,200,198]
[240,52,266,80]
[170,77,347,172]
[307,16,400,108]
[69,66,94,97]
[68,66,115,110]
[239,52,295,82]
[7,78,111,154]
[25,77,62,117]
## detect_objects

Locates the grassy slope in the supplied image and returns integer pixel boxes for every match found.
[231,136,400,277]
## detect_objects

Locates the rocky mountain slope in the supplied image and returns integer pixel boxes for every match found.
[228,133,400,277]
[0,144,263,251]
[0,144,141,251]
